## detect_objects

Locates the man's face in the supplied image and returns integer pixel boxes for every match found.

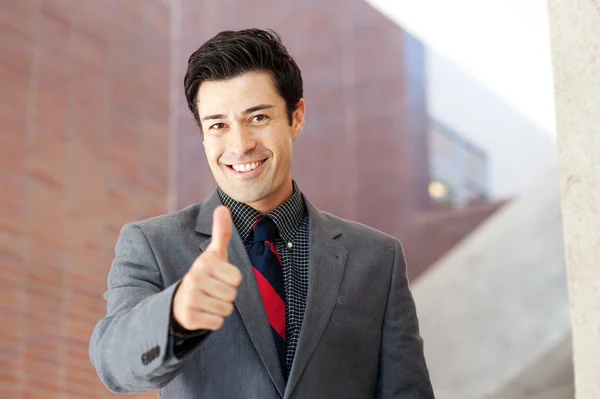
[197,71,305,212]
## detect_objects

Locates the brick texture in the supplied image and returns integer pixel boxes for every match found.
[0,1,170,398]
[1,0,502,397]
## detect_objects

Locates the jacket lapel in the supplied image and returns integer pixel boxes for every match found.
[284,197,348,397]
[196,189,286,397]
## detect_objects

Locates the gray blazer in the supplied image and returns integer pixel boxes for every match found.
[89,189,434,398]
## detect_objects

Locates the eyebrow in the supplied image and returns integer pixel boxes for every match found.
[201,104,274,121]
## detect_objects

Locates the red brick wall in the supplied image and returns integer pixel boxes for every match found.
[0,1,499,397]
[0,1,170,398]
[172,0,433,240]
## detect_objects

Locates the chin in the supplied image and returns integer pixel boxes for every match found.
[222,184,267,205]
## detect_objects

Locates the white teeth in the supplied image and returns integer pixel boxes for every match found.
[232,161,262,172]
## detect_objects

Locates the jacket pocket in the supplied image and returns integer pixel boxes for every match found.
[330,306,376,330]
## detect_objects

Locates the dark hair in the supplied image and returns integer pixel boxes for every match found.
[184,28,303,133]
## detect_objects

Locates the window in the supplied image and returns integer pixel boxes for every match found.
[430,125,455,164]
[428,120,488,207]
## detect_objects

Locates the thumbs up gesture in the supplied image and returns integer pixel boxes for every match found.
[173,206,243,331]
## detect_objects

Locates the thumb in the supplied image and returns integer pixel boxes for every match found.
[207,205,233,260]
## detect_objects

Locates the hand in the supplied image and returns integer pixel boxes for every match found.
[173,206,243,331]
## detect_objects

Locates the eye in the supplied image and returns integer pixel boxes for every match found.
[209,122,226,130]
[251,114,269,123]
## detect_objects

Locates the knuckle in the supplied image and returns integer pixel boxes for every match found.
[185,272,202,288]
[200,280,216,298]
[195,292,210,311]
[225,266,242,286]
[234,269,243,285]
[225,303,235,316]
[213,316,225,330]
[219,301,230,316]
[193,255,212,273]
[180,310,195,329]
[200,313,222,330]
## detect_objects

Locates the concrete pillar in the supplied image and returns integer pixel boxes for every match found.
[547,1,600,397]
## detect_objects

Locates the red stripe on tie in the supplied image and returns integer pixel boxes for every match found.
[252,217,264,230]
[253,267,286,340]
[266,240,283,265]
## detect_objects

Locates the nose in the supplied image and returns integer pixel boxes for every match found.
[228,123,257,156]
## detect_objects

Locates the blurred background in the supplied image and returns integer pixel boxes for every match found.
[0,0,569,398]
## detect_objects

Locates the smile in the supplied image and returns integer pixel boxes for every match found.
[227,159,267,174]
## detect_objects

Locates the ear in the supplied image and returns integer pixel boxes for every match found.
[291,99,305,141]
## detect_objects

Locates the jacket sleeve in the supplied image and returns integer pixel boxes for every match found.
[376,239,435,398]
[89,223,207,393]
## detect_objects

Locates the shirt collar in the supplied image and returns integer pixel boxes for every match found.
[217,180,306,244]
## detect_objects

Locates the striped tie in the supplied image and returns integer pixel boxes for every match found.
[249,216,287,379]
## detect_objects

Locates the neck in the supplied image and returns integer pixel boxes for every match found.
[247,178,293,215]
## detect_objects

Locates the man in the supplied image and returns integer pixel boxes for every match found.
[90,28,434,398]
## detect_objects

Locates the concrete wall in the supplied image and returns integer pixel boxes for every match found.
[411,168,570,399]
[548,1,600,397]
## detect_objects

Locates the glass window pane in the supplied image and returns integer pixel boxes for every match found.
[429,126,455,164]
